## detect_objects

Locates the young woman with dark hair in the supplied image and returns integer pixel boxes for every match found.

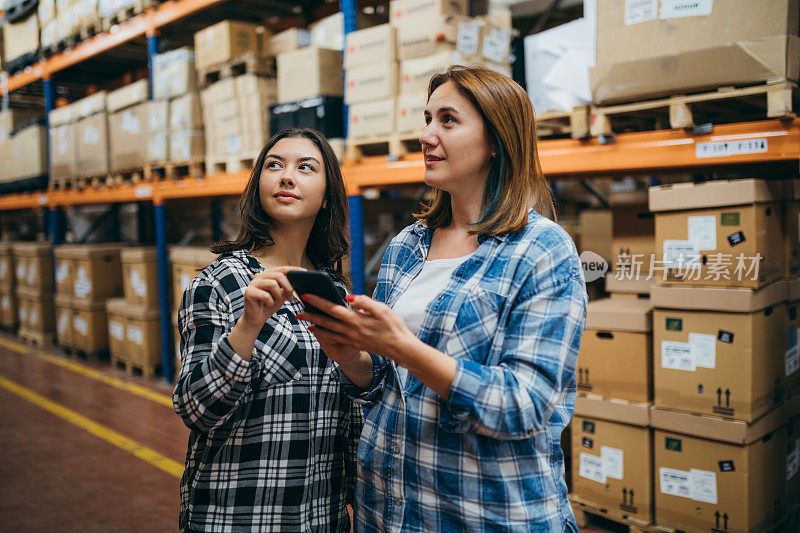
[173,128,361,532]
[300,67,587,531]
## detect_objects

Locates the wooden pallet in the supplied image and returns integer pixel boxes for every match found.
[197,52,276,87]
[18,329,54,347]
[100,0,154,31]
[78,18,105,42]
[104,168,146,187]
[570,496,671,533]
[206,153,259,175]
[63,346,107,362]
[111,357,159,379]
[535,105,591,139]
[143,159,205,181]
[346,131,424,161]
[590,81,797,138]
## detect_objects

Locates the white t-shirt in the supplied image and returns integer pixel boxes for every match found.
[391,253,473,386]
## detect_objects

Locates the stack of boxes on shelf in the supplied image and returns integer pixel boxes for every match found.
[13,242,55,345]
[0,109,47,188]
[75,91,110,181]
[53,244,123,356]
[0,243,17,330]
[169,246,218,377]
[195,21,277,174]
[107,79,150,179]
[3,1,40,71]
[105,248,162,377]
[149,47,205,171]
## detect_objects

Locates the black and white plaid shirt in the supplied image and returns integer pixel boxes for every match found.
[174,249,362,532]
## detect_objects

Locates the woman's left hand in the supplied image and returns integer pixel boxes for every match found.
[297,294,417,365]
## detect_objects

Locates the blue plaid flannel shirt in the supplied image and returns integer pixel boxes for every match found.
[336,210,587,532]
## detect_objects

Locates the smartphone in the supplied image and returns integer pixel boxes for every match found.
[286,270,348,315]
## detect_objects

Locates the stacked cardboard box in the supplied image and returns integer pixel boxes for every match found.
[48,104,79,183]
[74,91,110,177]
[54,0,101,45]
[648,178,794,530]
[38,0,59,48]
[4,12,39,65]
[54,244,124,354]
[0,243,17,330]
[0,109,47,184]
[194,20,265,71]
[12,242,55,343]
[276,46,342,105]
[103,247,161,374]
[107,79,150,172]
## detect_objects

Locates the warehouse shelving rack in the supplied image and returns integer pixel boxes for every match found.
[2,0,799,381]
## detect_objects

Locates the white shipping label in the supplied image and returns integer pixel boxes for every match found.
[457,20,481,55]
[56,262,69,283]
[16,263,25,280]
[19,308,27,322]
[127,325,144,345]
[57,313,69,334]
[625,0,658,24]
[1,296,8,310]
[660,0,713,19]
[601,446,624,480]
[74,316,88,336]
[689,469,718,504]
[663,240,700,269]
[696,138,768,158]
[109,321,124,340]
[26,264,37,284]
[29,309,39,325]
[226,134,243,155]
[662,340,696,371]
[74,278,92,298]
[83,126,100,145]
[660,467,692,499]
[482,28,511,63]
[687,215,717,251]
[579,453,606,484]
[786,345,800,377]
[0,259,6,278]
[122,111,141,134]
[689,332,716,369]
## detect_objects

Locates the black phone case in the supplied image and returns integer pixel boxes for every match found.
[286,271,347,314]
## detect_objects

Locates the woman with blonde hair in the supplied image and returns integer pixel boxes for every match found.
[301,66,587,531]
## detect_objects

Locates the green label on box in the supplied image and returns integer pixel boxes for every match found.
[721,212,740,226]
[665,437,682,452]
[583,421,595,434]
[666,318,683,331]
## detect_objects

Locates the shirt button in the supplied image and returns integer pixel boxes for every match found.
[395,498,403,507]
[394,442,401,454]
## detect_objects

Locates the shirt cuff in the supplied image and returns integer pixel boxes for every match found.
[439,358,483,432]
[211,334,254,383]
[333,353,388,406]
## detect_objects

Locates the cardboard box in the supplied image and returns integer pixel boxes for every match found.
[147,131,169,163]
[397,16,458,60]
[269,28,310,56]
[55,294,74,348]
[277,47,343,104]
[348,98,396,139]
[49,122,78,179]
[785,201,800,278]
[591,0,800,103]
[121,247,158,309]
[344,24,396,69]
[12,242,53,291]
[109,102,148,172]
[0,286,19,329]
[71,297,108,353]
[605,272,650,295]
[572,416,653,523]
[11,124,47,180]
[152,47,197,100]
[125,307,162,369]
[345,62,398,105]
[106,79,149,113]
[146,100,169,132]
[579,210,613,265]
[235,74,277,101]
[653,305,786,422]
[106,298,128,361]
[399,50,456,95]
[194,20,260,70]
[169,130,205,163]
[55,244,123,299]
[389,0,468,25]
[169,93,203,131]
[169,246,217,312]
[396,92,427,134]
[575,393,651,427]
[787,300,800,399]
[0,244,16,287]
[654,427,785,532]
[38,0,57,23]
[651,180,785,289]
[0,108,40,140]
[76,113,110,176]
[4,13,39,62]
[54,252,74,296]
[76,92,108,119]
[579,295,653,402]
[16,285,55,336]
[650,280,789,313]
[310,12,345,51]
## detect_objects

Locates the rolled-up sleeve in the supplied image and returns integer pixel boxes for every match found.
[440,268,586,440]
[173,275,255,433]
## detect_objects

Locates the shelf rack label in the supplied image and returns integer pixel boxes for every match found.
[695,138,768,158]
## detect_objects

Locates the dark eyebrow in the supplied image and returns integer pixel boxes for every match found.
[266,154,285,161]
[424,106,459,116]
[266,154,320,165]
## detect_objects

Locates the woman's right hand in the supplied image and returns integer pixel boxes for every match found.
[238,267,302,333]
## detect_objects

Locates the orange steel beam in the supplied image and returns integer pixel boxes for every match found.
[148,0,227,28]
[50,183,155,206]
[0,192,50,210]
[153,171,250,202]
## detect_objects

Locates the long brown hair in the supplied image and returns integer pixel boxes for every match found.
[415,65,555,235]
[211,128,350,284]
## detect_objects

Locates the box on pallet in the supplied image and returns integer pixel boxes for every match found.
[572,412,653,524]
[269,27,310,56]
[169,93,203,131]
[591,0,800,103]
[0,243,15,287]
[348,98,396,138]
[396,92,426,134]
[54,244,123,299]
[12,242,53,291]
[109,102,148,171]
[169,246,217,311]
[50,121,78,180]
[344,23,396,69]
[16,285,55,337]
[72,297,109,353]
[345,63,398,105]
[389,0,468,25]
[651,401,793,533]
[277,47,343,104]
[106,79,149,114]
[76,113,110,176]
[4,13,39,62]
[0,108,40,140]
[169,131,205,163]
[106,298,162,372]
[579,295,652,403]
[10,124,47,180]
[400,50,456,95]
[120,247,158,309]
[38,0,56,23]
[106,297,126,361]
[152,47,198,100]
[651,179,786,289]
[55,293,74,348]
[310,11,387,52]
[146,100,169,163]
[397,16,458,60]
[0,286,18,329]
[194,20,261,70]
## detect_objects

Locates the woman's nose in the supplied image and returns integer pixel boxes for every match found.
[419,125,437,148]
[280,175,294,187]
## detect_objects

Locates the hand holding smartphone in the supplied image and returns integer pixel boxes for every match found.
[286,270,348,315]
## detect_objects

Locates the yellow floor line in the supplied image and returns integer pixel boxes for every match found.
[0,336,173,409]
[0,374,184,479]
